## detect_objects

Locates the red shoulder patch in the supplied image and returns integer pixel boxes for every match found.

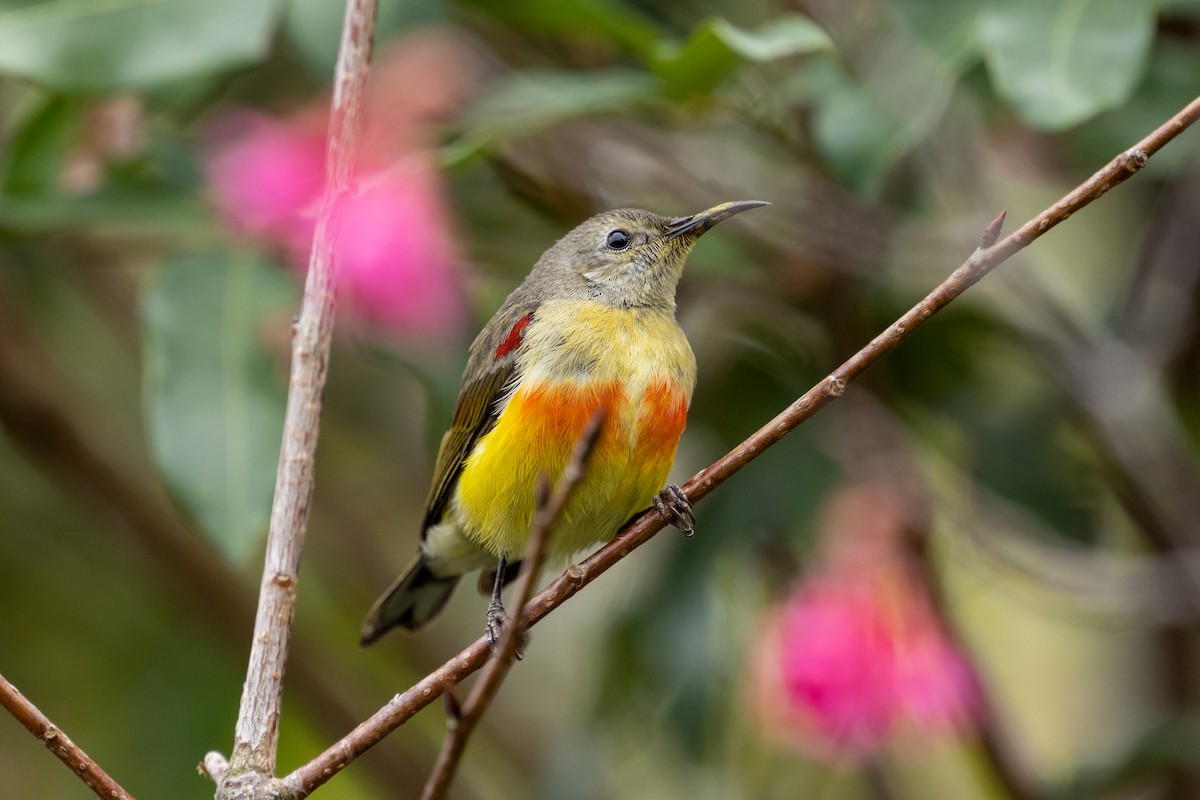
[495,313,533,359]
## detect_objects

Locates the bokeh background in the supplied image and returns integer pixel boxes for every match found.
[2,0,1200,798]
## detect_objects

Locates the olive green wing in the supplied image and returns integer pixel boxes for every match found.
[420,305,536,533]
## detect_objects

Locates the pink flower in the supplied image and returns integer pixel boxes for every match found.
[205,116,466,344]
[776,575,981,755]
[333,168,465,341]
[207,113,325,235]
[747,484,982,760]
[778,583,896,752]
[202,33,473,346]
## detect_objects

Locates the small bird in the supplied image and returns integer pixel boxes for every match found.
[360,200,767,646]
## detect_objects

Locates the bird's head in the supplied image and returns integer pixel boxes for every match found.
[530,200,768,310]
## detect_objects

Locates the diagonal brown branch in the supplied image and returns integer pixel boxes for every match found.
[275,94,1200,799]
[0,671,135,800]
[419,412,606,800]
[216,1,379,797]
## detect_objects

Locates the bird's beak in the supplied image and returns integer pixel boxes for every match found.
[665,199,769,240]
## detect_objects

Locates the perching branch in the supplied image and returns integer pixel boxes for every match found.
[0,671,135,800]
[420,412,605,800]
[213,1,378,797]
[275,94,1200,800]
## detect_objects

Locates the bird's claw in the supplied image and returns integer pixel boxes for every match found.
[485,599,525,661]
[655,484,696,537]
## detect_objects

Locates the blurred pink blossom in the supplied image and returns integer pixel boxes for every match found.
[333,168,464,340]
[203,33,473,346]
[776,572,981,754]
[207,113,325,235]
[747,484,982,761]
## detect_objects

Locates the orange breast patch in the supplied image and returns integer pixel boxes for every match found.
[452,377,690,559]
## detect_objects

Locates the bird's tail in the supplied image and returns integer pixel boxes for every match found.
[360,553,459,646]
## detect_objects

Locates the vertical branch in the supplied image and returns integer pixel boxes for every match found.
[220,0,379,788]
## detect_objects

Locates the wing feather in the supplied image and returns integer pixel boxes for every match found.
[420,304,537,534]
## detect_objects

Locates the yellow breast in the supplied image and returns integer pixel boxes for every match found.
[451,299,696,559]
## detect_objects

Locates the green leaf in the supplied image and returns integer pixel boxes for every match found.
[894,0,987,71]
[442,69,659,166]
[812,77,899,193]
[651,15,832,99]
[142,250,296,563]
[0,93,84,196]
[461,0,663,59]
[977,0,1155,130]
[0,0,282,91]
[1065,38,1200,173]
[805,57,952,196]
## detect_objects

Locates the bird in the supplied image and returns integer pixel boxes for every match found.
[360,200,768,646]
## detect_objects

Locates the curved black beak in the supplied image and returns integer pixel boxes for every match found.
[665,199,769,240]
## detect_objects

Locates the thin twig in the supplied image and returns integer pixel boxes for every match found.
[420,412,605,800]
[0,672,135,800]
[216,0,379,796]
[277,94,1200,799]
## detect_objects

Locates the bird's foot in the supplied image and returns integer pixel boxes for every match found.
[655,484,696,537]
[485,598,525,661]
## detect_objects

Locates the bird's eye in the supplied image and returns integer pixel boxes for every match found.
[606,230,630,250]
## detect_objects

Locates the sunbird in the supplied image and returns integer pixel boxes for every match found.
[361,200,767,645]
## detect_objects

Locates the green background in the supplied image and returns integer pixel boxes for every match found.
[2,0,1200,798]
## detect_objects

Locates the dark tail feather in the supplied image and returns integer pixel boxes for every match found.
[360,554,459,646]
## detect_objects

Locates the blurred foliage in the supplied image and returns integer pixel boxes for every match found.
[1,1,1200,799]
[141,250,294,563]
[0,0,281,91]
